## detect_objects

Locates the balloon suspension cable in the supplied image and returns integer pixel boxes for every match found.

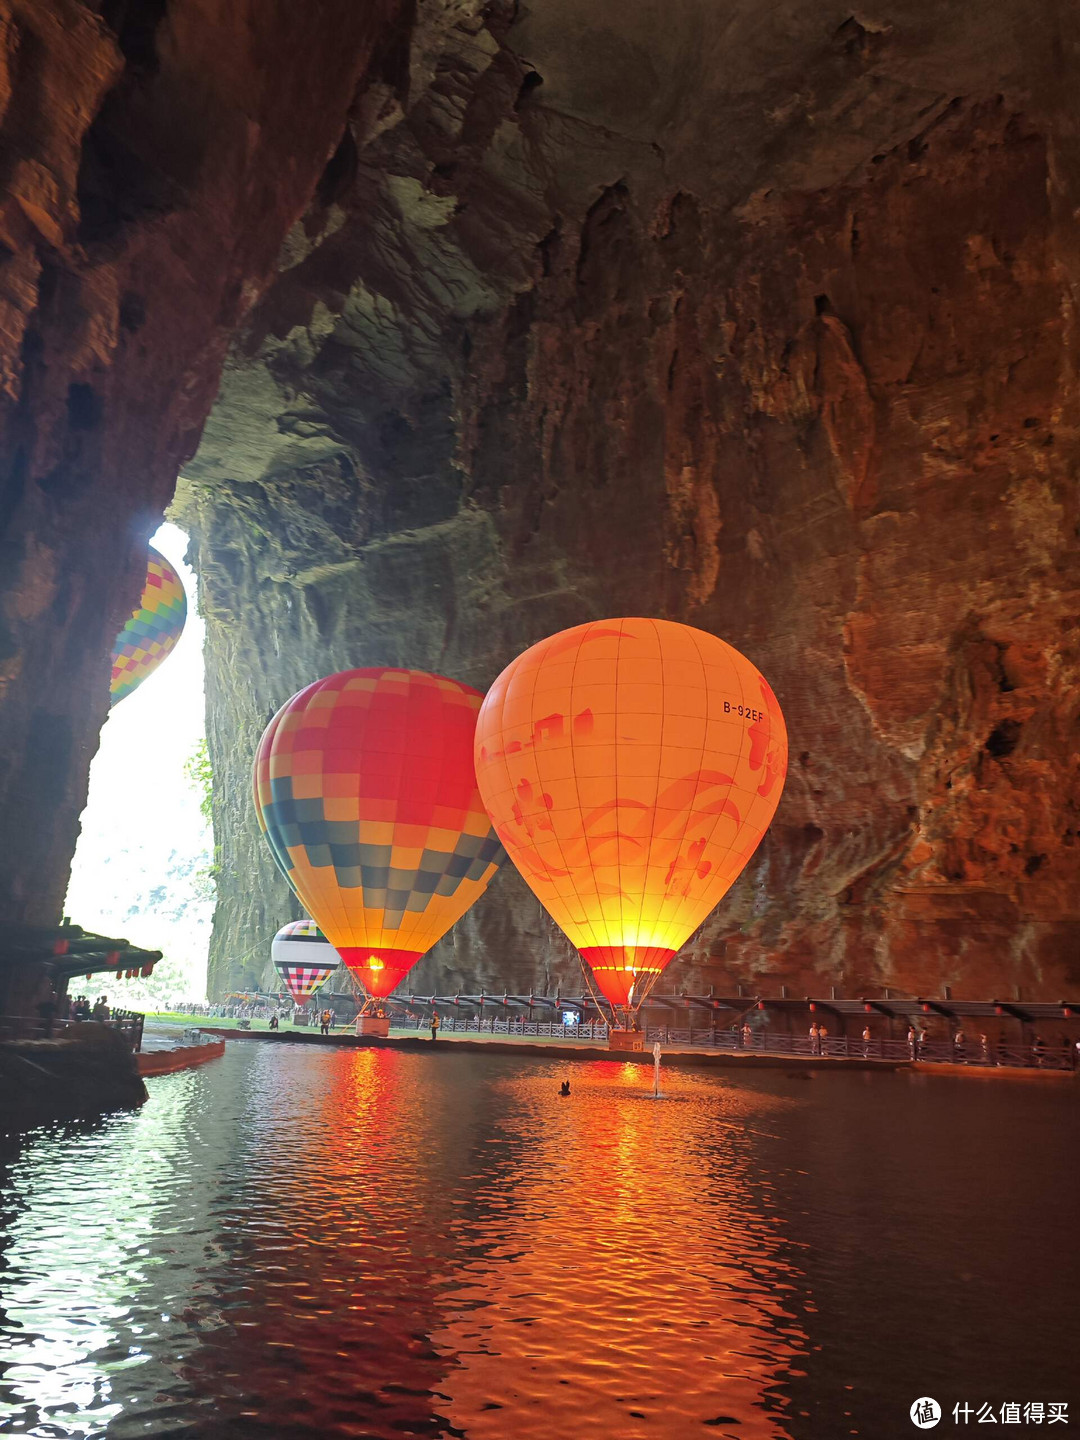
[577,955,667,1032]
[577,957,619,1031]
[627,966,664,1014]
[347,971,378,1016]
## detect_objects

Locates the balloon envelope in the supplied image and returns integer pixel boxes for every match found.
[109,545,187,704]
[271,919,340,1002]
[473,618,788,1008]
[254,668,506,998]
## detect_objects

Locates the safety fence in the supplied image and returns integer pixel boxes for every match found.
[395,1014,611,1042]
[641,1030,1078,1069]
[389,1013,1078,1070]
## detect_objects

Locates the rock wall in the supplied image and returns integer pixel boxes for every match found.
[174,2,1077,1003]
[0,0,407,1012]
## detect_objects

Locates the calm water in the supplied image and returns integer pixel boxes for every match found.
[0,1046,1076,1439]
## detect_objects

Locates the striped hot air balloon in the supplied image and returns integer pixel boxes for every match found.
[271,919,340,1002]
[253,668,506,999]
[109,545,187,704]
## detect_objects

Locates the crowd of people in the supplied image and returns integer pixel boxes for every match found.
[164,998,289,1021]
[67,994,113,1022]
[33,988,144,1038]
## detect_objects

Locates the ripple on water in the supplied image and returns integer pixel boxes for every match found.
[1,1045,1077,1439]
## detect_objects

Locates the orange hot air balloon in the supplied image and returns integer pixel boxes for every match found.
[253,669,506,999]
[473,618,787,1011]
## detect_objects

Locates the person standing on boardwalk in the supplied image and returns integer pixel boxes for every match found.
[907,1025,917,1058]
[430,1011,440,1043]
[320,1009,332,1036]
[36,987,58,1039]
[809,1022,820,1056]
[861,1025,872,1058]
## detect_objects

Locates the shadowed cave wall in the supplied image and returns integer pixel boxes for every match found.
[180,1,1080,1002]
[0,0,408,1012]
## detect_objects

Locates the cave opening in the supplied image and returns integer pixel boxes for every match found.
[65,523,212,1008]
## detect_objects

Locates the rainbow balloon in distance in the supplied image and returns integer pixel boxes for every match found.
[473,618,788,1010]
[109,545,187,704]
[271,919,341,1002]
[253,668,507,998]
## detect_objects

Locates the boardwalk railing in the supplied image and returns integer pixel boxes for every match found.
[388,1013,1078,1070]
[396,1015,611,1043]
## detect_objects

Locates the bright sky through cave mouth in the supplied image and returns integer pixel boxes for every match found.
[65,522,213,1005]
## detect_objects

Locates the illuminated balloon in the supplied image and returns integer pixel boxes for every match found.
[271,919,340,1002]
[109,545,187,704]
[474,618,788,1009]
[253,668,506,998]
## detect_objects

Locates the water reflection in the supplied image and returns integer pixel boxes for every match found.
[0,1069,231,1435]
[427,1061,804,1438]
[1,1046,1077,1439]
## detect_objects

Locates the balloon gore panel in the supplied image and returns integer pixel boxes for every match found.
[271,919,340,1001]
[254,670,506,997]
[473,618,788,1008]
[109,546,187,704]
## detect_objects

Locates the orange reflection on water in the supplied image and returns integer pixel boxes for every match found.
[184,1046,464,1437]
[67,1047,807,1438]
[425,1059,805,1439]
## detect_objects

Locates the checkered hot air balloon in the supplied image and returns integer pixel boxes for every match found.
[109,545,187,704]
[271,920,340,1001]
[253,669,506,998]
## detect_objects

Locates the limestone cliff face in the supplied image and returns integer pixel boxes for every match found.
[180,2,1078,1002]
[0,0,406,1010]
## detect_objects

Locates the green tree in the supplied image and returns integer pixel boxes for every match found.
[184,739,213,825]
